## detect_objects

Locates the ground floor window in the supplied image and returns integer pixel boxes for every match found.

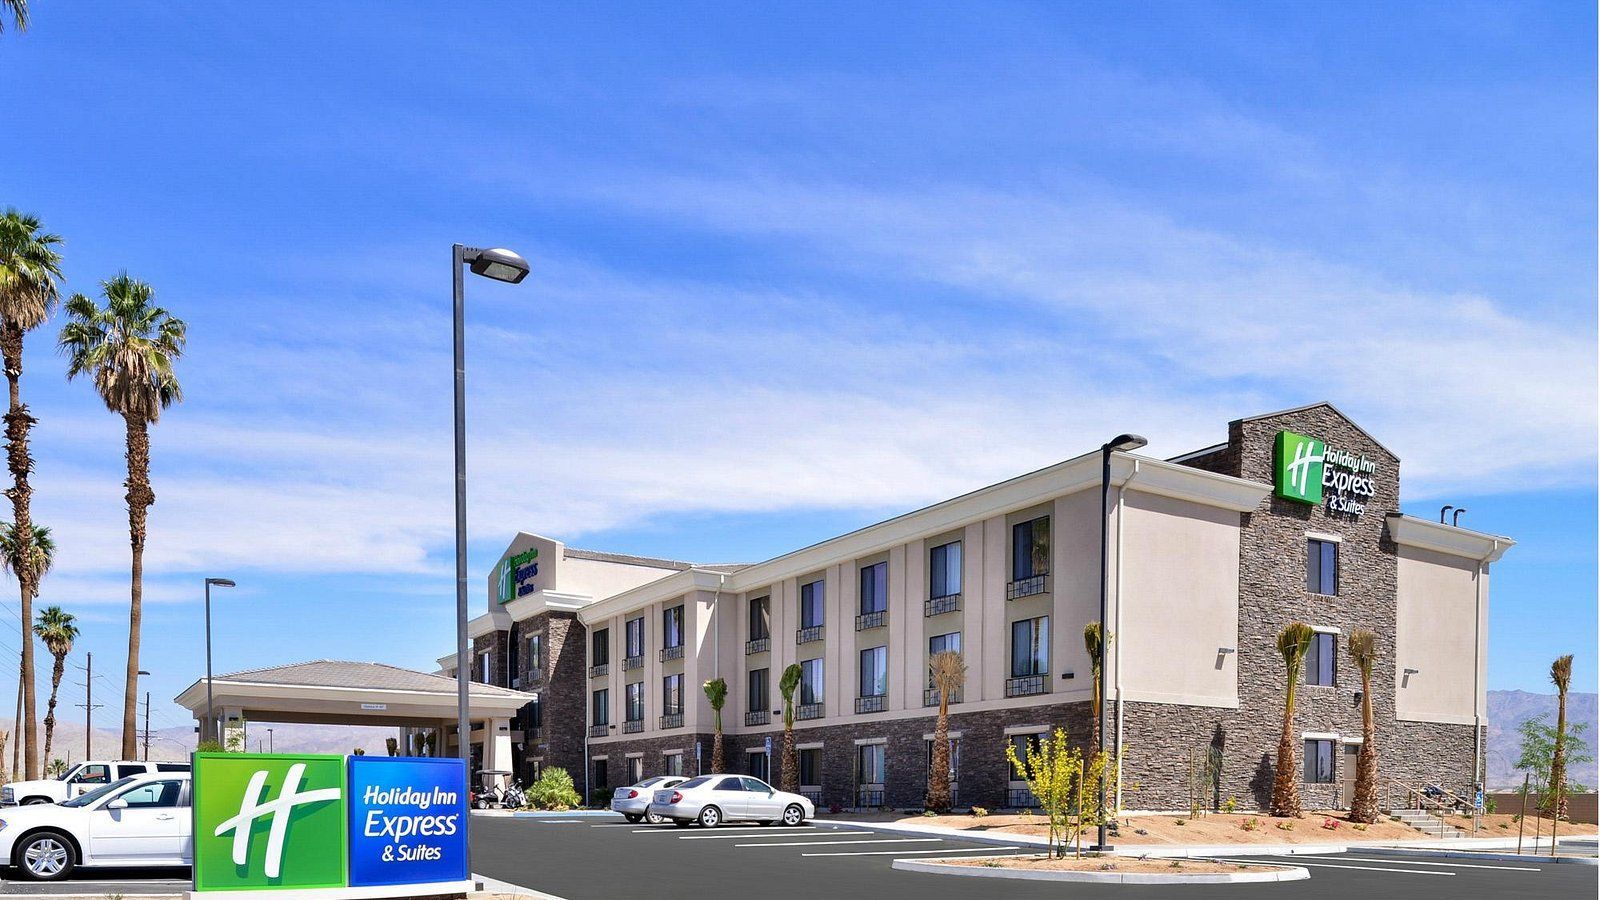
[1303,739,1335,784]
[663,752,684,776]
[627,756,643,785]
[1007,732,1044,807]
[593,759,608,791]
[856,743,886,807]
[925,737,959,781]
[799,748,821,787]
[746,750,770,782]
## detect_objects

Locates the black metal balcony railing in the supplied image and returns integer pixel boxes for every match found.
[659,713,684,729]
[588,724,609,737]
[855,609,887,631]
[660,645,684,662]
[745,637,770,655]
[1006,573,1049,600]
[796,702,824,721]
[800,788,823,806]
[744,710,770,726]
[1005,674,1047,697]
[924,686,963,707]
[589,663,609,678]
[623,720,645,734]
[622,655,644,671]
[796,625,825,645]
[855,695,886,714]
[856,788,885,808]
[924,593,962,617]
[1008,787,1042,808]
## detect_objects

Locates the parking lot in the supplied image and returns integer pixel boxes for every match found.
[469,813,1599,900]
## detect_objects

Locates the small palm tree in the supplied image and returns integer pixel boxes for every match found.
[1,0,28,33]
[59,274,187,759]
[1549,654,1574,820]
[1271,622,1315,817]
[1083,623,1105,747]
[778,664,802,792]
[31,605,75,769]
[0,209,63,781]
[925,650,966,812]
[1346,628,1380,823]
[702,678,727,773]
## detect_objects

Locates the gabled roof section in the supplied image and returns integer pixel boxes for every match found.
[1236,401,1398,459]
[563,548,697,570]
[208,659,529,700]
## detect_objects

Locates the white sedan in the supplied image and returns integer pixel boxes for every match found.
[610,776,688,824]
[650,775,813,828]
[0,772,192,880]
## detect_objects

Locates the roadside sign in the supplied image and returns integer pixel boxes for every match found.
[193,753,347,891]
[347,756,468,887]
[764,736,772,754]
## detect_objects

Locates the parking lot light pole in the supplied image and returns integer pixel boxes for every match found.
[203,577,236,742]
[452,245,530,769]
[1097,433,1146,851]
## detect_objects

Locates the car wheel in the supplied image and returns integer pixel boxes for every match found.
[16,831,75,881]
[20,798,50,806]
[672,819,691,828]
[782,804,805,827]
[697,805,722,828]
[623,814,642,823]
[644,809,666,825]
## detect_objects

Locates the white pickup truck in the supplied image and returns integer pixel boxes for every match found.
[0,759,190,806]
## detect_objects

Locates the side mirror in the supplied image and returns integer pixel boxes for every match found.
[106,798,128,810]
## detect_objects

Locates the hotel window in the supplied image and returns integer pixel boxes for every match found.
[625,683,645,723]
[925,737,960,783]
[859,647,888,698]
[800,580,826,627]
[627,756,643,784]
[1012,516,1051,581]
[748,668,770,713]
[746,751,770,783]
[859,562,888,614]
[625,617,645,658]
[527,633,543,676]
[1307,539,1339,595]
[799,658,824,705]
[663,752,684,777]
[928,632,962,690]
[477,651,491,684]
[930,540,962,598]
[593,759,608,790]
[508,625,520,677]
[749,596,770,641]
[591,689,610,725]
[591,628,610,666]
[1011,616,1050,677]
[857,744,886,786]
[663,605,685,649]
[662,674,684,715]
[1305,631,1337,687]
[528,695,544,728]
[1303,739,1336,784]
[799,748,821,787]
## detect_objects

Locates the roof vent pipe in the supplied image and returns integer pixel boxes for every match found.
[1439,505,1454,523]
[1453,508,1466,527]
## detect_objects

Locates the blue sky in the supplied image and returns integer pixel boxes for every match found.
[0,2,1594,739]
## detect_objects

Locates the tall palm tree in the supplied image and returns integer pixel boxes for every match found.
[1548,654,1573,820]
[1271,622,1315,817]
[31,604,74,770]
[778,664,802,792]
[59,274,187,759]
[1,0,28,33]
[0,209,63,781]
[702,678,727,773]
[925,650,966,812]
[1346,628,1380,823]
[1083,622,1105,748]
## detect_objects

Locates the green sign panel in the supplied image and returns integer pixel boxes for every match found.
[193,753,347,891]
[1274,430,1326,505]
[497,547,540,604]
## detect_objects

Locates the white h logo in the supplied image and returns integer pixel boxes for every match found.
[213,763,341,878]
[1284,439,1324,495]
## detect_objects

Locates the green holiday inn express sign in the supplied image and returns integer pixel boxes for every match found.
[193,753,347,891]
[1274,430,1377,516]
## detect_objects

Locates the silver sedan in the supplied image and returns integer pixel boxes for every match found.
[609,776,687,824]
[649,774,814,828]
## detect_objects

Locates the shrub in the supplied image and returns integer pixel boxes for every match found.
[971,806,988,817]
[1351,823,1368,832]
[922,810,937,817]
[1275,820,1295,831]
[526,767,582,811]
[1240,817,1260,832]
[1174,819,1187,826]
[1221,796,1239,814]
[1321,817,1340,830]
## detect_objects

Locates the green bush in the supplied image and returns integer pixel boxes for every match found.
[526,767,582,811]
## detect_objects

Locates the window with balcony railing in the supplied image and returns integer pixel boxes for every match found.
[796,702,824,720]
[1006,574,1049,599]
[856,788,885,808]
[623,720,644,734]
[588,724,609,738]
[924,686,962,707]
[1005,674,1046,697]
[622,655,644,671]
[800,787,822,805]
[659,713,683,729]
[855,695,886,714]
[924,593,961,616]
[855,609,887,631]
[796,625,824,644]
[744,710,770,726]
[660,645,683,662]
[589,663,609,678]
[745,637,769,655]
[1008,787,1041,808]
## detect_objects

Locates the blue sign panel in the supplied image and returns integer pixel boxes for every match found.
[346,756,469,887]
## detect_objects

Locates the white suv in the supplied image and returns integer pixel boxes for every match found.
[1,760,190,807]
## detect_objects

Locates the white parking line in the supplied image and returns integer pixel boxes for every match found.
[630,825,815,834]
[735,838,946,848]
[535,820,583,824]
[802,846,1026,858]
[1212,858,1455,876]
[677,830,857,840]
[1299,855,1542,872]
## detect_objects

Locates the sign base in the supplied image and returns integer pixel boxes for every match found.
[184,879,475,900]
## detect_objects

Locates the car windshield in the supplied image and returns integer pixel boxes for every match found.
[59,776,138,808]
[675,776,710,790]
[635,777,664,788]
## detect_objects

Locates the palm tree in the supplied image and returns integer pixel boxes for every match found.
[31,605,75,769]
[1,0,28,33]
[1083,622,1105,747]
[778,664,802,792]
[1548,654,1573,820]
[925,650,966,812]
[1345,628,1380,823]
[0,209,63,781]
[59,274,187,759]
[1271,622,1315,817]
[702,678,727,773]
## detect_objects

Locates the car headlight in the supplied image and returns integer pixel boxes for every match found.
[0,819,8,831]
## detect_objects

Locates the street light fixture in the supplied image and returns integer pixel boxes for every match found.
[452,244,530,773]
[203,577,236,742]
[1097,432,1146,850]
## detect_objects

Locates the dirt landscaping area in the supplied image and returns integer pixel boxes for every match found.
[938,855,1281,874]
[1441,812,1597,837]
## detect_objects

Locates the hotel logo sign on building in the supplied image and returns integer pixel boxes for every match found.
[497,547,540,603]
[1274,430,1377,517]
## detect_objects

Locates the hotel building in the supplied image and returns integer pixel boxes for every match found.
[442,403,1510,811]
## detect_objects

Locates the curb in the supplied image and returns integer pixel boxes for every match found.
[1120,843,1346,858]
[471,809,618,818]
[1379,847,1599,866]
[891,857,1310,884]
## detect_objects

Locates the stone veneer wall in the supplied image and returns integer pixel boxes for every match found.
[1136,404,1480,812]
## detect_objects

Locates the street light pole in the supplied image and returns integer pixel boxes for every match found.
[451,244,530,771]
[1098,433,1147,851]
[203,577,236,742]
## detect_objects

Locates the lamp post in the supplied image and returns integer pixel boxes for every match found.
[267,727,274,754]
[451,245,530,769]
[203,577,236,742]
[1097,433,1146,851]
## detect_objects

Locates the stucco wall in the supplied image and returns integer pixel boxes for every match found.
[1395,545,1485,725]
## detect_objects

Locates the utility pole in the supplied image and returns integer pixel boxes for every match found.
[142,692,151,761]
[73,653,103,761]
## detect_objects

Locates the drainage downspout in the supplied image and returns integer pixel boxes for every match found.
[711,573,725,776]
[1472,540,1498,808]
[1113,458,1141,815]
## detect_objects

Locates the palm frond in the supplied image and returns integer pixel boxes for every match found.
[1551,655,1573,693]
[58,273,187,421]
